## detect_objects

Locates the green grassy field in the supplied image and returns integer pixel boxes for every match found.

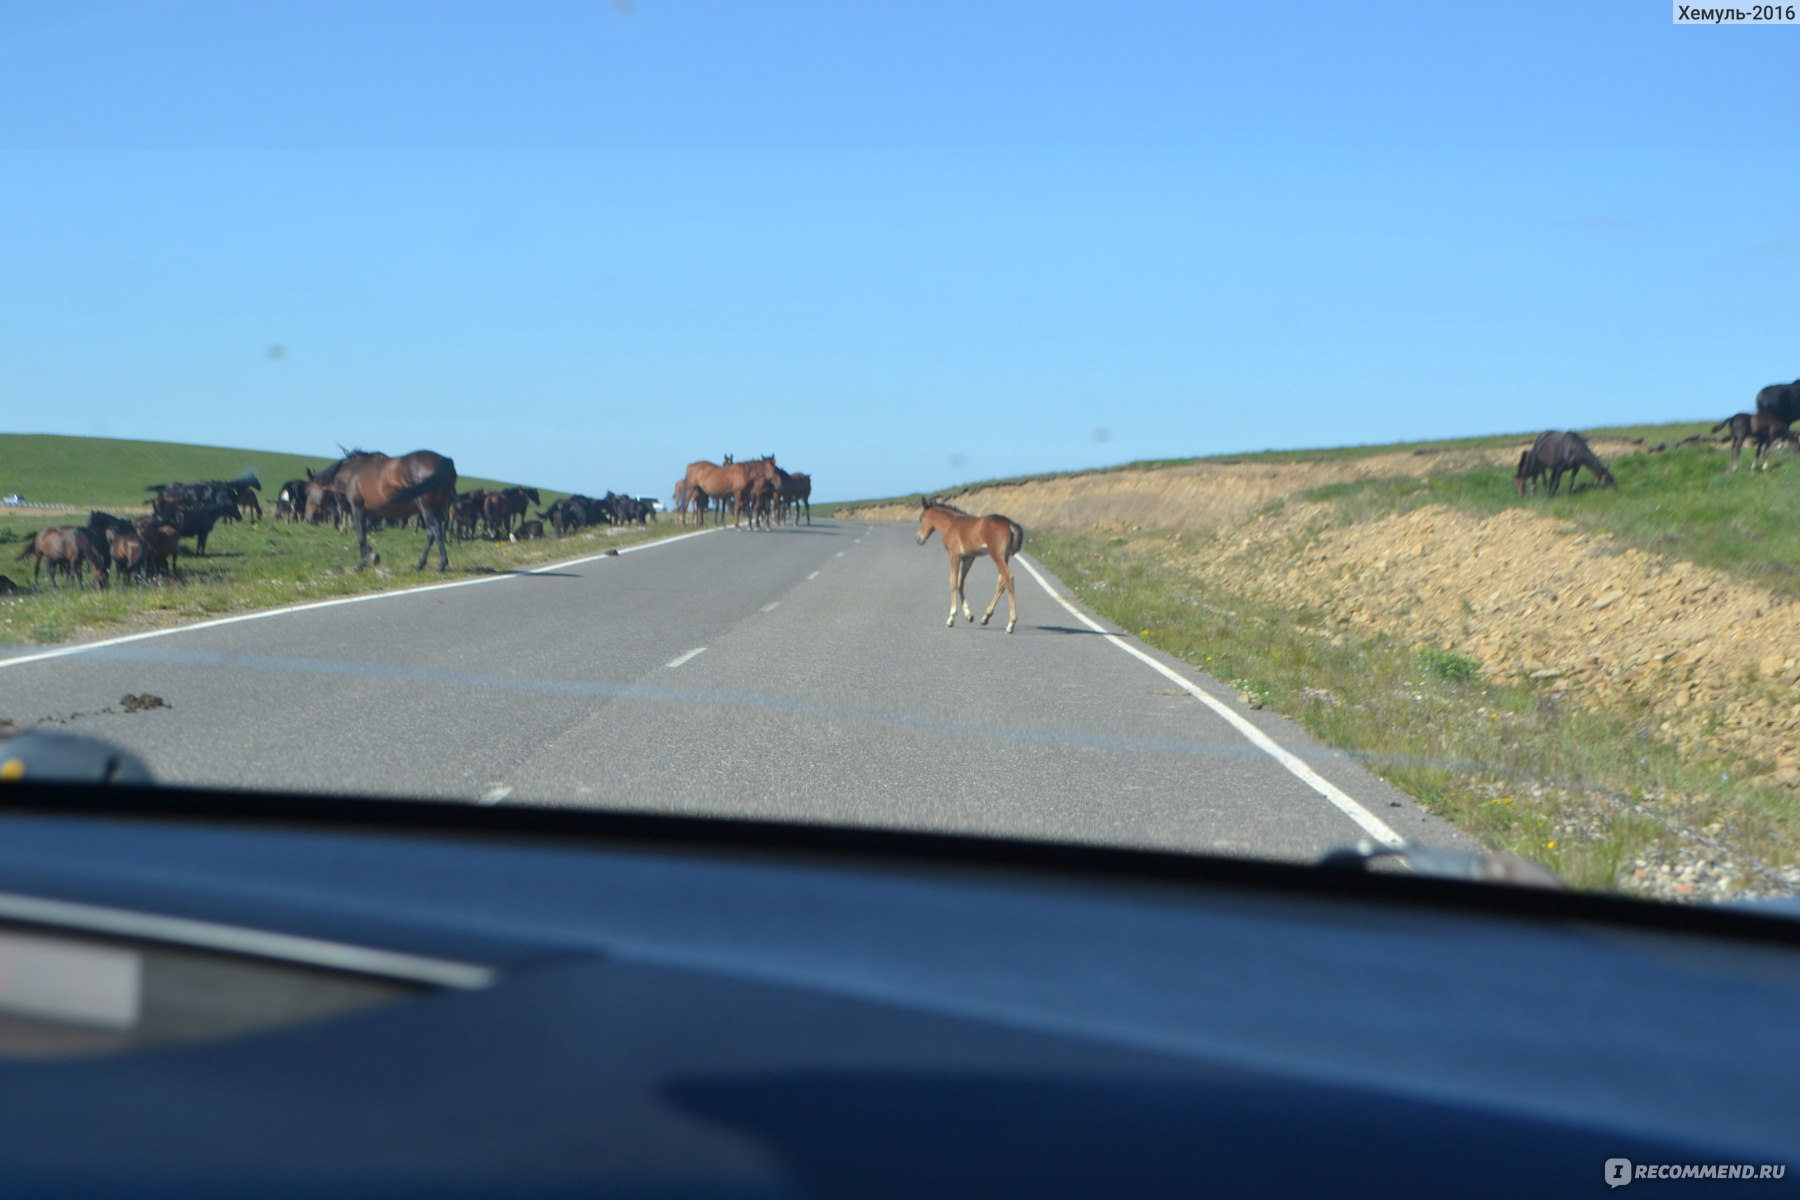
[823,421,1702,511]
[0,434,533,509]
[0,433,687,645]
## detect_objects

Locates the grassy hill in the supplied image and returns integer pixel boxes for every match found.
[0,434,534,509]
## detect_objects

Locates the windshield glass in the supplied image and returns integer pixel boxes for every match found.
[2,1,1796,906]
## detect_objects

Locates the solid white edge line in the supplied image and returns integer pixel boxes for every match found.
[1012,554,1405,847]
[665,646,707,669]
[0,526,724,673]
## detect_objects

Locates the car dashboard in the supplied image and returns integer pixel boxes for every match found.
[0,779,1794,1197]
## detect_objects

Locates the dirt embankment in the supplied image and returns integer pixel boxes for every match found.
[843,440,1800,789]
[845,447,1510,530]
[1203,501,1800,788]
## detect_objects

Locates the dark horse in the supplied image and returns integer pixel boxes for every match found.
[310,449,458,572]
[1513,447,1547,497]
[1754,379,1800,425]
[1712,411,1797,473]
[1528,431,1615,496]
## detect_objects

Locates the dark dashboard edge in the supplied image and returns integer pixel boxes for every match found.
[3,779,1798,950]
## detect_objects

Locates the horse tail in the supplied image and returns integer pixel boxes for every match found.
[1711,418,1729,434]
[388,456,459,511]
[1009,520,1024,560]
[14,539,37,562]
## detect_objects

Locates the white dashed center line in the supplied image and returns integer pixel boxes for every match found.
[665,646,707,669]
[760,601,780,613]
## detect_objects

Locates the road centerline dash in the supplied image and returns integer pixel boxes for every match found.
[665,647,707,669]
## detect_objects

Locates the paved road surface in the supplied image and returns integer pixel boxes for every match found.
[0,521,1475,862]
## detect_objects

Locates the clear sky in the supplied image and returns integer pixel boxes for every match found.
[2,2,1794,501]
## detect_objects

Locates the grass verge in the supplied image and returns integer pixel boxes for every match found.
[1300,432,1800,597]
[1029,528,1800,897]
[0,514,696,647]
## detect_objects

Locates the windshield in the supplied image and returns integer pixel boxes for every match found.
[1,1,1796,906]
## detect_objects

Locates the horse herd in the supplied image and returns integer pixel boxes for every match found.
[13,473,266,589]
[674,456,813,529]
[9,447,822,595]
[13,382,1797,629]
[1514,380,1800,497]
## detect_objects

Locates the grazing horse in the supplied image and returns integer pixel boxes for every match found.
[1513,447,1547,497]
[1712,412,1797,472]
[1529,431,1615,496]
[134,517,181,578]
[16,527,108,588]
[916,497,1024,634]
[309,448,457,572]
[88,513,149,585]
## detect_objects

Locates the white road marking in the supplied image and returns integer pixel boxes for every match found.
[0,527,724,673]
[806,571,820,580]
[760,601,780,613]
[478,785,513,806]
[665,646,707,669]
[1012,555,1405,847]
[835,551,845,558]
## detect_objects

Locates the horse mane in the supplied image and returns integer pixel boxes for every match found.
[923,496,972,515]
[1571,434,1610,475]
[315,448,383,485]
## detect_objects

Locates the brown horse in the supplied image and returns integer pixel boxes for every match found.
[916,497,1023,634]
[683,455,778,529]
[309,449,457,571]
[15,527,108,588]
[235,482,262,522]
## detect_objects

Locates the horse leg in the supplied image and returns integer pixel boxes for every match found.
[355,506,378,568]
[415,508,434,571]
[958,555,977,623]
[945,555,961,628]
[980,550,1017,633]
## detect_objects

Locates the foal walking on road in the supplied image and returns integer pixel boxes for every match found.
[916,497,1024,634]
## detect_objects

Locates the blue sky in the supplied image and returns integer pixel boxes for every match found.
[2,2,1794,501]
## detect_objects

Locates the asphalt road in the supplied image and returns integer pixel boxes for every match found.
[0,520,1475,862]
